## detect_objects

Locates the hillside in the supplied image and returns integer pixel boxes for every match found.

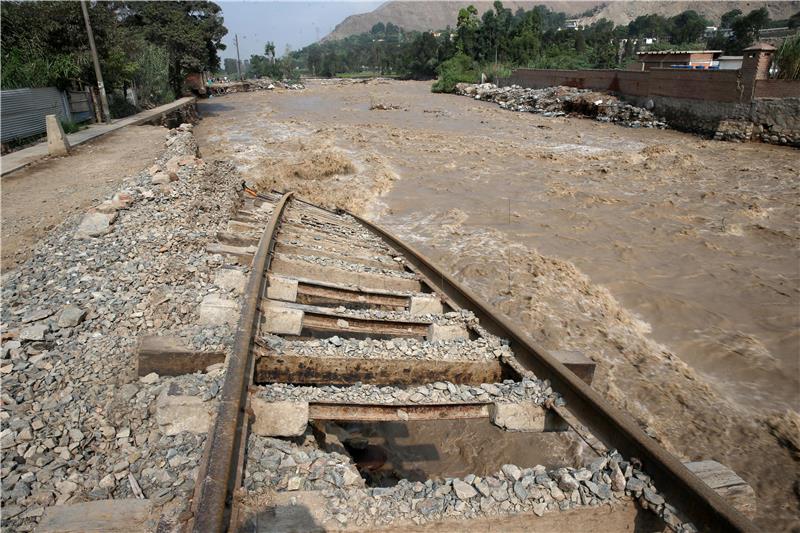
[323,1,800,41]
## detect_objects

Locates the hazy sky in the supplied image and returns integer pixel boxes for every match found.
[218,1,382,60]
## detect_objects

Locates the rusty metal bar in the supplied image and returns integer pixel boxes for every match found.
[189,192,293,533]
[348,213,756,533]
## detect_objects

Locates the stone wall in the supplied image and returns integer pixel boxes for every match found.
[506,68,742,103]
[755,79,800,98]
[507,67,799,147]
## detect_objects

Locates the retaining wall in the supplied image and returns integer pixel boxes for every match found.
[506,68,799,146]
[506,68,742,102]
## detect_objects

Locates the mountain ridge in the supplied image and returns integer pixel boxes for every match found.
[322,1,800,41]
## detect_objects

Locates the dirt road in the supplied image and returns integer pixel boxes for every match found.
[1,125,167,271]
[195,80,799,530]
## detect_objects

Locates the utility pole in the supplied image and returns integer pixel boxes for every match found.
[235,33,243,80]
[80,0,111,123]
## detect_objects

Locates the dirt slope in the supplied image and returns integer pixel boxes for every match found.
[323,1,800,40]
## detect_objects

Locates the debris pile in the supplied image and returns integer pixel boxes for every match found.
[208,79,305,96]
[456,83,667,129]
[370,102,401,111]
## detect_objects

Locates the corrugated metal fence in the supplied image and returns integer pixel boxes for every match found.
[1,87,95,143]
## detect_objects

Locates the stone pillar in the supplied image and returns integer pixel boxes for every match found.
[740,42,776,102]
[46,114,70,156]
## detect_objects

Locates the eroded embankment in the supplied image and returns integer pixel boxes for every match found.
[1,125,245,531]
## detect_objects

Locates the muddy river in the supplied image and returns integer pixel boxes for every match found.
[196,80,799,529]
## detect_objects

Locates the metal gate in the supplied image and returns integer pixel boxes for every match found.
[67,89,94,123]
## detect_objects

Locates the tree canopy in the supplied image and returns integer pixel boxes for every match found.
[1,1,227,99]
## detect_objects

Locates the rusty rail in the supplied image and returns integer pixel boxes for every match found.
[189,192,293,532]
[348,212,756,533]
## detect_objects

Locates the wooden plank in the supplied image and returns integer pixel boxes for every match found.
[37,499,155,533]
[254,349,503,386]
[685,460,756,517]
[271,255,422,293]
[309,402,491,421]
[275,234,399,266]
[302,313,428,339]
[296,282,409,310]
[137,335,225,376]
[276,241,404,271]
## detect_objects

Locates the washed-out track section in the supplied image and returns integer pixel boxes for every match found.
[184,189,756,533]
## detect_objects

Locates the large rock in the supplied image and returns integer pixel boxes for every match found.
[452,479,478,500]
[75,211,117,239]
[155,395,214,435]
[250,398,308,437]
[491,401,546,432]
[58,305,86,328]
[20,324,48,342]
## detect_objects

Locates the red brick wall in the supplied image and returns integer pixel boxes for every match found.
[508,68,742,103]
[755,80,800,98]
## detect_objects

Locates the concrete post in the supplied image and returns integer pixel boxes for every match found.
[46,115,70,156]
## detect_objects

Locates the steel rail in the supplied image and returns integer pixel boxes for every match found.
[348,212,756,533]
[189,192,293,533]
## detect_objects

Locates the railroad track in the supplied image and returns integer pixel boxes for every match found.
[185,187,756,532]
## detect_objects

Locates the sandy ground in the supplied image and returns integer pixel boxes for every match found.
[1,125,168,271]
[195,80,799,530]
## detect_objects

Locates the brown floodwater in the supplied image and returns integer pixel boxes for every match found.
[196,80,800,529]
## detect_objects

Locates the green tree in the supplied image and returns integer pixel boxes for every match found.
[404,32,439,78]
[627,14,671,40]
[730,7,770,53]
[668,10,709,44]
[789,11,800,29]
[456,5,479,55]
[123,1,227,94]
[720,9,743,29]
[264,41,276,63]
[224,57,239,77]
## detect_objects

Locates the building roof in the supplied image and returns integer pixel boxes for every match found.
[637,50,722,56]
[743,42,776,51]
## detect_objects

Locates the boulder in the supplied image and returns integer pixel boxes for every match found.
[75,211,117,239]
[57,305,86,328]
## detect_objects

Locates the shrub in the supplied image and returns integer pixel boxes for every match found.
[59,119,80,135]
[431,53,479,93]
[774,34,800,80]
